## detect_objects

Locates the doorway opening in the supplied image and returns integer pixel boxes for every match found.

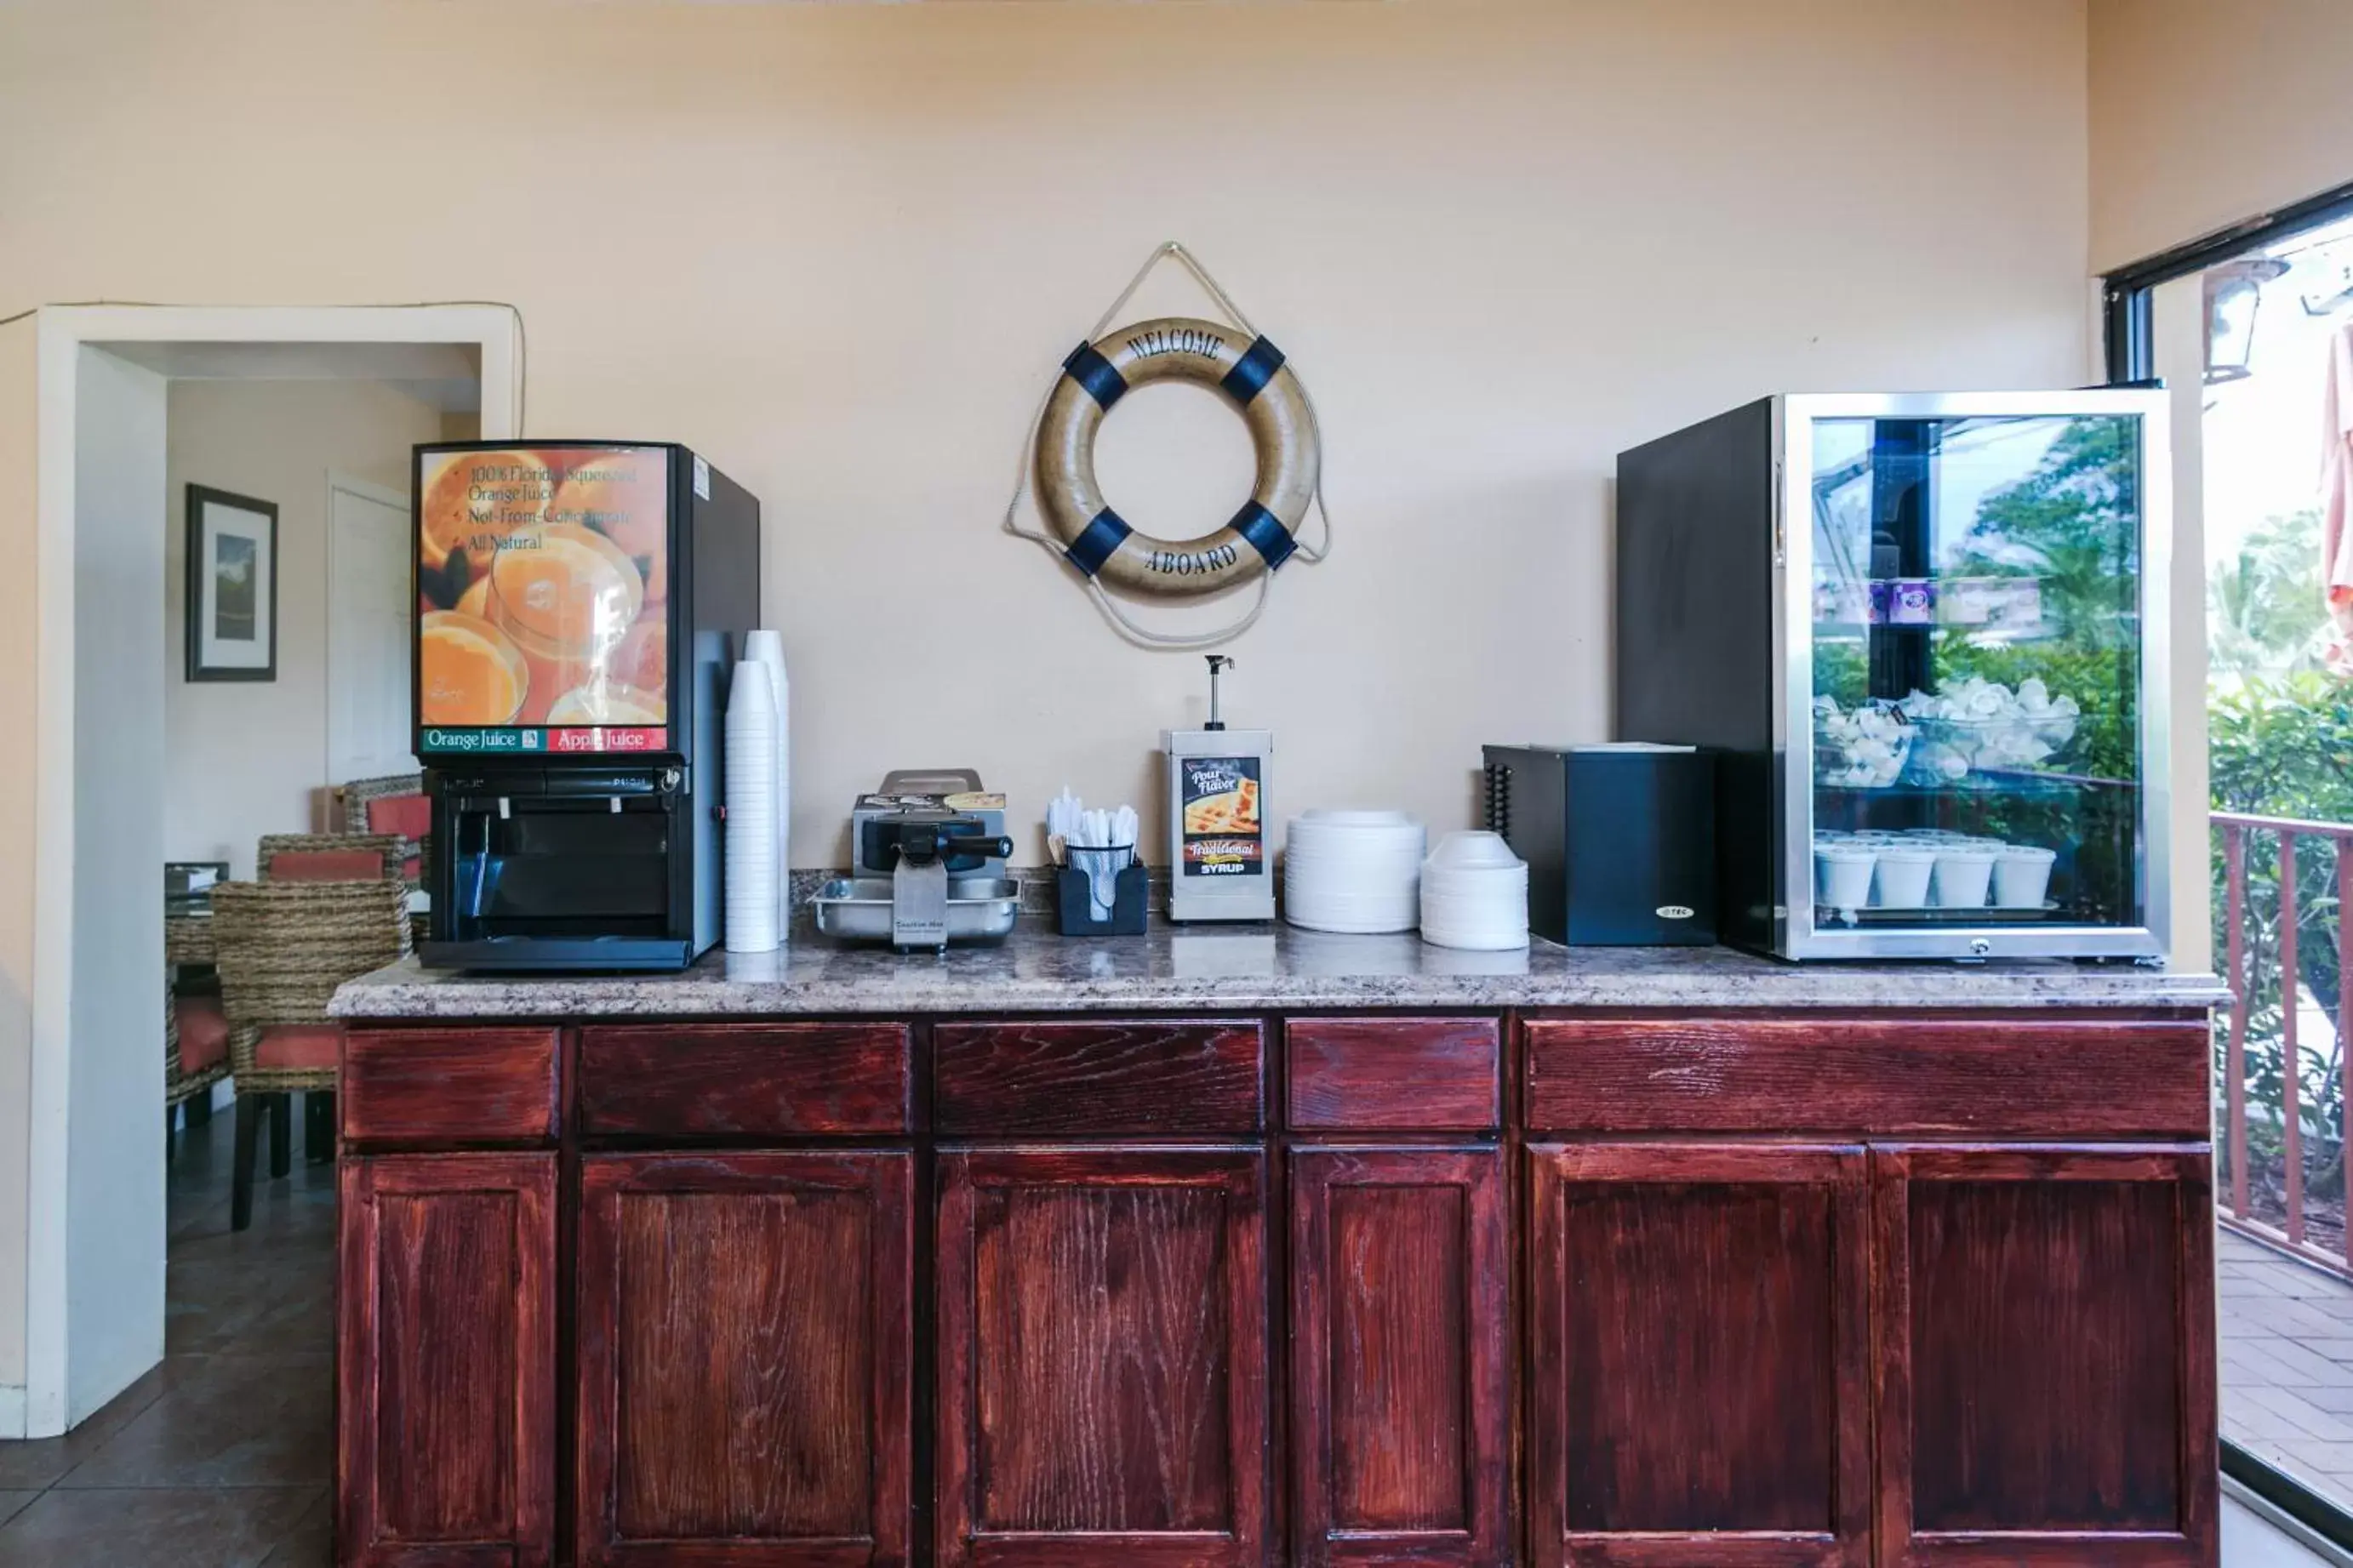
[9,307,517,1445]
[2108,182,2353,1546]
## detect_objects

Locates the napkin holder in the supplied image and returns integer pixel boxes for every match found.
[1056,862,1148,937]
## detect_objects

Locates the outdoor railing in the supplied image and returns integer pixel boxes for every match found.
[2215,809,2353,1274]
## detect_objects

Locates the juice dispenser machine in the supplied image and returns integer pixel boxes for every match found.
[412,440,759,971]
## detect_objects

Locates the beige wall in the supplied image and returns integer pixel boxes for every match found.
[164,380,442,878]
[0,0,2095,869]
[2090,0,2353,270]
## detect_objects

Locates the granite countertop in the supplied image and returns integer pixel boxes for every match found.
[330,918,2229,1019]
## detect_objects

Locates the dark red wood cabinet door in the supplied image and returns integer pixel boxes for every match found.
[1288,1147,1507,1567]
[575,1151,915,1568]
[935,1146,1271,1568]
[1528,1143,1870,1568]
[1875,1144,2218,1568]
[337,1154,557,1568]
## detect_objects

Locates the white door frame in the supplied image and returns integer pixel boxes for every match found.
[323,468,420,795]
[21,305,517,1437]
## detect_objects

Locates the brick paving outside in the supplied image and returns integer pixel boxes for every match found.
[2223,1226,2353,1502]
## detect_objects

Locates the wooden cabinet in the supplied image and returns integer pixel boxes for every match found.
[326,1010,2221,1568]
[1288,1147,1508,1566]
[934,1146,1271,1568]
[336,1153,557,1568]
[575,1151,915,1567]
[1873,1144,2218,1567]
[1527,1143,1870,1568]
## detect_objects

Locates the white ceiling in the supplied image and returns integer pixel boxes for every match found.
[93,338,483,411]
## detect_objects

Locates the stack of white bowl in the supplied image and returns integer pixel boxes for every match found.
[1282,811,1427,934]
[1419,831,1530,950]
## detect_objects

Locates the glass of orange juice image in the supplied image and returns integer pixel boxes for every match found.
[487,518,647,664]
[549,449,669,603]
[418,611,529,726]
[545,682,665,727]
[452,571,597,725]
[420,448,552,576]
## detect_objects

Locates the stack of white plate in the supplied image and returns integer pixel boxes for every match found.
[1419,830,1529,950]
[1282,811,1426,934]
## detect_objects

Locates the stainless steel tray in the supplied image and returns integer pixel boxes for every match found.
[810,877,1022,944]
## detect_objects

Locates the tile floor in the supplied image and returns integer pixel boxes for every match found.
[0,1112,2341,1566]
[2222,1227,2353,1498]
[0,1103,333,1567]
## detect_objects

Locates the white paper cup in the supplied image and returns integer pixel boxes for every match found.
[1992,845,2059,909]
[1929,847,1998,909]
[1871,847,1937,909]
[1814,844,1877,910]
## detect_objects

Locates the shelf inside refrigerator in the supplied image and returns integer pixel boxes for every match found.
[1816,901,2067,928]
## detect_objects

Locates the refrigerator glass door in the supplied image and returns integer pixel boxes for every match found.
[1790,395,2167,958]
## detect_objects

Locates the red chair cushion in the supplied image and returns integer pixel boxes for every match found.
[254,1024,342,1070]
[175,995,229,1075]
[366,794,432,841]
[270,850,386,882]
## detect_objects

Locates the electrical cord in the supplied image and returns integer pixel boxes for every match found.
[0,298,528,434]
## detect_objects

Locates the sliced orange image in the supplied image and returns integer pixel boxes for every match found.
[550,448,669,602]
[420,448,552,573]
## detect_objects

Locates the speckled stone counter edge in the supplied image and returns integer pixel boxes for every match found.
[334,915,2230,1019]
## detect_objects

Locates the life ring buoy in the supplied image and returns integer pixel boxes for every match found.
[1034,316,1319,599]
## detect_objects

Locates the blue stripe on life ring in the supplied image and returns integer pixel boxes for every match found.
[1061,341,1128,410]
[1229,501,1296,569]
[1219,336,1286,406]
[1065,508,1134,577]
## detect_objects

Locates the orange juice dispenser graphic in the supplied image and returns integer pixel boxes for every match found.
[414,442,759,972]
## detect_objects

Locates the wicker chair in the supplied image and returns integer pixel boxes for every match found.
[213,879,409,1229]
[338,772,422,833]
[163,987,230,1151]
[255,832,406,884]
[338,773,431,887]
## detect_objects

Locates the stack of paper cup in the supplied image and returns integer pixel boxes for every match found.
[744,630,791,932]
[1419,831,1530,950]
[724,659,780,953]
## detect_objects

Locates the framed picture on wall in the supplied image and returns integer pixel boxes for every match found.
[186,483,278,681]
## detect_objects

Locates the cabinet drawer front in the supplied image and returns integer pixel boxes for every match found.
[1287,1018,1499,1131]
[342,1028,560,1146]
[934,1020,1265,1135]
[1524,1014,2209,1138]
[579,1023,912,1136]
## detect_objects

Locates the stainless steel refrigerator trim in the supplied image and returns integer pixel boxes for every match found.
[1769,396,1792,955]
[1776,389,2171,961]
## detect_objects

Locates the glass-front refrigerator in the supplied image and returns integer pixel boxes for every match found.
[1616,390,2170,961]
